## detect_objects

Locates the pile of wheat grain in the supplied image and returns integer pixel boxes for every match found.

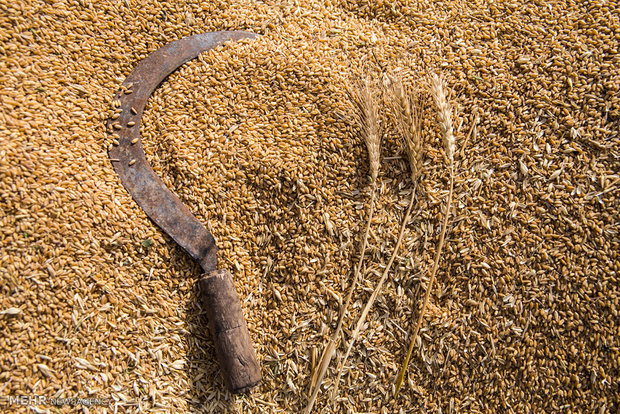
[1,0,618,412]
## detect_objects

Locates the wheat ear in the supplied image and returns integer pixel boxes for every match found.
[305,77,380,414]
[329,75,425,405]
[394,73,457,396]
[389,76,424,182]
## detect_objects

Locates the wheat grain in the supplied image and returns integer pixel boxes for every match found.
[1,1,617,413]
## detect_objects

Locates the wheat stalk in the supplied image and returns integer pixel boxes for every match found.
[330,185,416,403]
[394,73,457,396]
[329,75,426,405]
[305,77,380,414]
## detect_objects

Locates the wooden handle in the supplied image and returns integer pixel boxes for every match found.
[200,269,261,393]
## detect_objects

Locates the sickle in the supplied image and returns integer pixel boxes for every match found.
[106,31,261,393]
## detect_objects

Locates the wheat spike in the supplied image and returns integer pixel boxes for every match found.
[330,75,429,404]
[389,76,425,182]
[305,76,381,413]
[347,77,381,181]
[430,74,455,163]
[395,72,458,396]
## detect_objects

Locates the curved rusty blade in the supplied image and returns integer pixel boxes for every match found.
[107,31,256,272]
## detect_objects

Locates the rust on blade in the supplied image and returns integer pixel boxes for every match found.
[106,31,256,272]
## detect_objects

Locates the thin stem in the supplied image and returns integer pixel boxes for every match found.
[330,184,418,404]
[394,163,454,396]
[305,182,377,414]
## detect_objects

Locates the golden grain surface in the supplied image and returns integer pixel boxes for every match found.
[0,0,618,413]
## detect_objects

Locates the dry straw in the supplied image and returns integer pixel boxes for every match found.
[329,74,426,404]
[394,73,457,396]
[305,76,381,414]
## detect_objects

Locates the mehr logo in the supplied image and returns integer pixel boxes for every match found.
[8,395,48,406]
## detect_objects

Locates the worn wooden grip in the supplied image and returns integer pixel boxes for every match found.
[200,269,261,393]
